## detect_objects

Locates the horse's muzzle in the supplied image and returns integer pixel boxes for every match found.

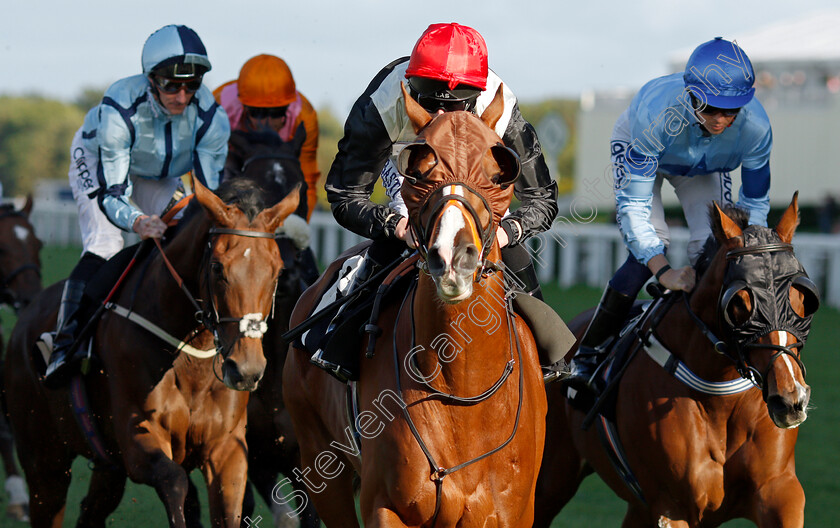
[222,357,266,391]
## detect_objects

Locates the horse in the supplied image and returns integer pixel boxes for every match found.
[0,196,42,522]
[225,129,321,528]
[534,194,819,528]
[4,176,300,527]
[282,84,547,527]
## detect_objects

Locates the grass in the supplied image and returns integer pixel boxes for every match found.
[0,249,837,526]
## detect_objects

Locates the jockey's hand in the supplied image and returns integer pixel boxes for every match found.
[395,217,416,249]
[496,226,509,248]
[133,215,167,240]
[659,266,696,292]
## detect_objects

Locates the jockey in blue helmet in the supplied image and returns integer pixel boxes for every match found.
[563,37,773,409]
[44,25,230,387]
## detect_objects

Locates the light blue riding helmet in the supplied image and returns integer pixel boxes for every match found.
[141,24,211,79]
[683,37,755,109]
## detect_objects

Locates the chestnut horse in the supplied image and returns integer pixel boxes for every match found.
[534,195,818,527]
[0,196,42,522]
[5,177,299,527]
[283,85,547,527]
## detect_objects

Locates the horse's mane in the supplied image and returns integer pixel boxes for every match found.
[181,176,287,224]
[694,204,751,276]
[0,203,17,214]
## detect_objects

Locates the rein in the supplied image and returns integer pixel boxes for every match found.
[392,274,524,527]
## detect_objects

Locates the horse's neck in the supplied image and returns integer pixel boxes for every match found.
[136,215,208,329]
[413,269,512,390]
[657,287,737,382]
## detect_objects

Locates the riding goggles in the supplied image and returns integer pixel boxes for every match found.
[152,75,203,94]
[698,105,741,117]
[245,106,288,119]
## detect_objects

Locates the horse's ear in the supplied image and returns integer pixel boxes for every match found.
[775,191,800,244]
[21,194,33,217]
[480,84,505,130]
[401,82,431,133]
[192,175,238,227]
[258,183,301,233]
[713,201,743,247]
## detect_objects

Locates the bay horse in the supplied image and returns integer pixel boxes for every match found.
[4,176,299,527]
[283,84,547,527]
[534,195,819,527]
[0,196,42,522]
[227,130,321,528]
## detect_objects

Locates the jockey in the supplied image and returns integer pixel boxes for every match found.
[316,22,559,380]
[214,53,321,283]
[44,24,230,387]
[563,37,773,408]
[214,54,321,221]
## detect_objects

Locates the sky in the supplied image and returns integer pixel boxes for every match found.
[2,1,838,116]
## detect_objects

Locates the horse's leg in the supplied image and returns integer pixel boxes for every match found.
[124,448,191,528]
[0,398,29,521]
[203,436,248,528]
[19,450,72,528]
[185,474,204,528]
[249,468,301,528]
[752,476,804,528]
[75,466,127,528]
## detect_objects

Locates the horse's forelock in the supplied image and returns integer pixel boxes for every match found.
[214,177,287,222]
[695,204,752,276]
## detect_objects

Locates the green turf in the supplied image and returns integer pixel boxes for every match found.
[0,249,836,526]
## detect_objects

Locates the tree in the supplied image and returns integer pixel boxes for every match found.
[0,96,84,195]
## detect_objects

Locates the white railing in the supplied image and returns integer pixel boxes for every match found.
[30,208,840,310]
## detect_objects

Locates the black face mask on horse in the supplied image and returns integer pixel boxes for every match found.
[719,225,820,349]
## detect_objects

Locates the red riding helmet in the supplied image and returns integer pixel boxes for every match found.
[405,23,488,91]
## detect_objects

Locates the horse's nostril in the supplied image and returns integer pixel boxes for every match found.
[428,247,445,273]
[455,244,479,270]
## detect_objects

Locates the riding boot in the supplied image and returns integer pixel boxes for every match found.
[43,279,87,388]
[563,285,634,406]
[309,254,378,382]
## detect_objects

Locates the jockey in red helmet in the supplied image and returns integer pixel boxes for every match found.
[316,23,561,382]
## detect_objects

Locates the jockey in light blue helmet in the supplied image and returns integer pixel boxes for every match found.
[44,24,230,387]
[142,24,212,80]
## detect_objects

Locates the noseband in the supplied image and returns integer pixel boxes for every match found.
[411,183,497,280]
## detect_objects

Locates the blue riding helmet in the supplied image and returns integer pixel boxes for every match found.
[141,24,211,79]
[683,37,755,109]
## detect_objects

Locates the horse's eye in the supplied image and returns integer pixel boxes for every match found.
[210,261,226,282]
[725,289,753,327]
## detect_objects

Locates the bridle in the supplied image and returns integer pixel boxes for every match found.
[0,210,41,311]
[681,241,815,399]
[154,225,279,370]
[410,183,498,281]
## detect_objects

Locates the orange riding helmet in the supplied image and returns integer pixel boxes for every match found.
[237,54,297,108]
